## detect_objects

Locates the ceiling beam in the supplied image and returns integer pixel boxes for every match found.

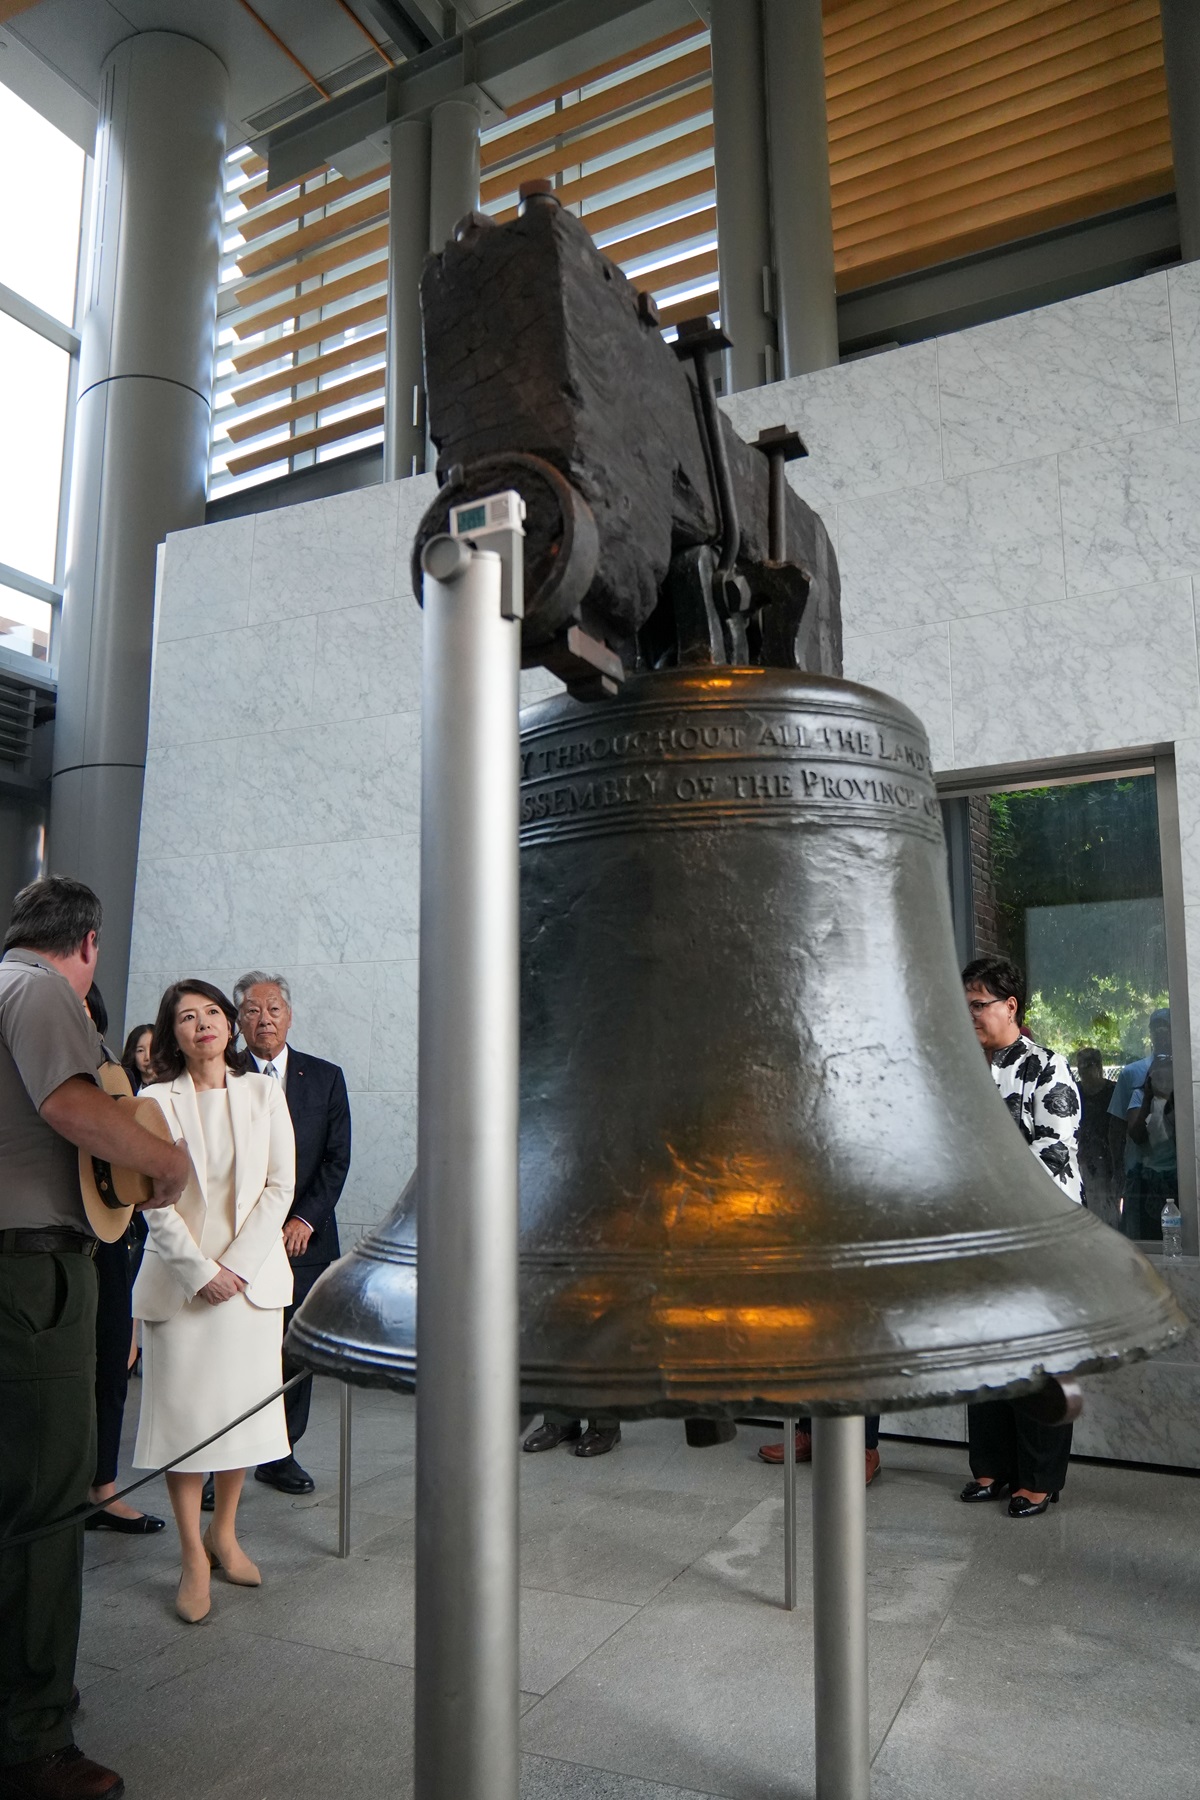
[264,0,699,188]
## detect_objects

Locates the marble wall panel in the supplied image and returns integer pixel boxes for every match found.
[293,835,421,965]
[1074,1360,1200,1465]
[129,850,303,973]
[368,957,419,1096]
[948,578,1200,769]
[394,473,440,594]
[837,455,1064,637]
[938,273,1178,477]
[720,341,943,510]
[247,481,403,622]
[339,1088,417,1232]
[285,961,377,1095]
[842,624,953,771]
[310,598,423,723]
[1060,423,1200,596]
[1168,261,1200,425]
[148,615,317,751]
[155,514,254,643]
[1174,736,1200,910]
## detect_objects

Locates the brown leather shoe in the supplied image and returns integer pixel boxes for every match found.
[865,1447,881,1486]
[757,1428,813,1465]
[0,1745,124,1799]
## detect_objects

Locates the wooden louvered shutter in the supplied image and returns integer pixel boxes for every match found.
[824,0,1174,292]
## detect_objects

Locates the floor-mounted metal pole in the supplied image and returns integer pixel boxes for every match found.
[783,1418,797,1611]
[337,1382,353,1560]
[414,533,521,1800]
[811,1416,870,1800]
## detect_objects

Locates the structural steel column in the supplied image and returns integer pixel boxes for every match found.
[429,97,480,251]
[384,116,432,480]
[710,0,774,393]
[53,32,226,1032]
[763,0,839,376]
[1162,0,1200,263]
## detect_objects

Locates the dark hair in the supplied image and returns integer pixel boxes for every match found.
[85,983,108,1037]
[961,955,1026,1023]
[150,980,249,1080]
[4,876,102,956]
[121,1023,155,1093]
[1075,1046,1104,1069]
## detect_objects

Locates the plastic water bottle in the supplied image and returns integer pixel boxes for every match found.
[1161,1199,1183,1260]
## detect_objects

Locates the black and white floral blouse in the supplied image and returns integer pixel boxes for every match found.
[990,1036,1084,1206]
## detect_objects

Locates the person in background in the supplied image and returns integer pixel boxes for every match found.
[134,980,294,1624]
[82,985,164,1540]
[0,877,189,1800]
[121,1022,155,1094]
[1074,1046,1117,1227]
[1108,1008,1170,1230]
[522,1411,621,1458]
[757,1412,882,1486]
[1125,1052,1177,1240]
[959,956,1083,1518]
[232,971,351,1500]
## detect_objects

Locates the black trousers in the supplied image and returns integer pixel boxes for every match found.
[542,1408,619,1432]
[93,1240,132,1488]
[968,1397,1072,1494]
[274,1261,326,1458]
[0,1252,96,1766]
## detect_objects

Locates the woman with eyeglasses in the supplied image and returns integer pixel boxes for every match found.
[959,955,1083,1518]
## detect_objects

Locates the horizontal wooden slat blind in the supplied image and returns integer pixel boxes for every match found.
[824,0,1174,291]
[479,22,718,329]
[211,145,390,488]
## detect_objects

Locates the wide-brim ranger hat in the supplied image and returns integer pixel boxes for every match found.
[78,1062,176,1243]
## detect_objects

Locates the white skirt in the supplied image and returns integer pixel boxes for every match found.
[134,1293,290,1473]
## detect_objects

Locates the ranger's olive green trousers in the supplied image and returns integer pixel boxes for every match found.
[0,1252,96,1766]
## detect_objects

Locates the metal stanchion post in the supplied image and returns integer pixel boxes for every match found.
[783,1416,797,1610]
[414,500,524,1800]
[811,1415,870,1800]
[338,1382,353,1560]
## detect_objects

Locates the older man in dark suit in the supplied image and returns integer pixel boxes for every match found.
[236,969,352,1496]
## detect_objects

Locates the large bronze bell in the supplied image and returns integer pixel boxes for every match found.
[290,666,1183,1412]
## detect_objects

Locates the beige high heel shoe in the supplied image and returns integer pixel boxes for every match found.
[176,1562,212,1624]
[203,1524,261,1587]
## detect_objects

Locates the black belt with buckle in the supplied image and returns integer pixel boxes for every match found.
[0,1228,98,1258]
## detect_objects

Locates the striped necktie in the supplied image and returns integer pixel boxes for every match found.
[263,1061,279,1080]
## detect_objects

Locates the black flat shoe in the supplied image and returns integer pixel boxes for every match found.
[85,1509,166,1534]
[1008,1491,1059,1517]
[575,1424,621,1457]
[522,1420,583,1452]
[254,1456,315,1495]
[960,1479,1011,1502]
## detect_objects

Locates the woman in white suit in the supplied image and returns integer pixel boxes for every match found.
[133,979,295,1623]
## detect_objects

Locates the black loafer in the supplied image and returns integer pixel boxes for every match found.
[254,1456,315,1495]
[575,1424,621,1457]
[85,1509,166,1534]
[522,1420,583,1452]
[201,1476,215,1512]
[1008,1491,1059,1517]
[960,1479,1011,1502]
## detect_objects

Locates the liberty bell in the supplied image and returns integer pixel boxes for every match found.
[289,191,1183,1415]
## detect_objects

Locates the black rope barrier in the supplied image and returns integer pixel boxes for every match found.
[0,1371,310,1552]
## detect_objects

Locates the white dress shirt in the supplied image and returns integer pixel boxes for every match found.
[252,1043,289,1085]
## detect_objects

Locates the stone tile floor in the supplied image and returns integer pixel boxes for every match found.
[77,1382,1200,1798]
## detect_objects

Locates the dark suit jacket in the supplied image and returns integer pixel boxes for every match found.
[282,1048,351,1269]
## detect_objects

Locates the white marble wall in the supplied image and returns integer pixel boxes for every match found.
[130,265,1200,1462]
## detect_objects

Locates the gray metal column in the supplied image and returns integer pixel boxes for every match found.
[384,116,431,480]
[414,537,520,1800]
[52,32,226,1034]
[811,1416,870,1800]
[763,0,839,376]
[429,97,480,251]
[1162,0,1200,263]
[710,0,774,393]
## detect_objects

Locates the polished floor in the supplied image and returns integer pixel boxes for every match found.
[77,1381,1200,1798]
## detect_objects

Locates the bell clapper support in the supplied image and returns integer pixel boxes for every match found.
[415,497,524,1800]
[783,1415,798,1611]
[812,1417,871,1800]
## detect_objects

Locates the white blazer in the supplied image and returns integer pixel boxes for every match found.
[131,1069,296,1322]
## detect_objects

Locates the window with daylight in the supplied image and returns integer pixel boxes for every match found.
[209,21,716,498]
[0,80,85,665]
[943,770,1184,1243]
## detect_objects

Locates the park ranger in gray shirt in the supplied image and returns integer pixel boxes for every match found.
[0,877,189,1800]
